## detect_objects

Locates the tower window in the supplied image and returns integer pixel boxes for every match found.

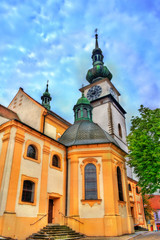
[52,155,60,168]
[128,183,132,191]
[85,163,97,200]
[117,166,123,201]
[94,56,97,61]
[77,109,81,118]
[83,108,88,118]
[118,123,122,138]
[27,145,37,159]
[22,180,35,203]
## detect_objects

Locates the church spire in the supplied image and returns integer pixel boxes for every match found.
[95,28,99,49]
[92,29,104,67]
[86,31,112,83]
[41,80,52,110]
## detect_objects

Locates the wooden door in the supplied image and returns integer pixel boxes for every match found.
[48,199,54,223]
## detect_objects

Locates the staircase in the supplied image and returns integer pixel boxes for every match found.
[26,224,85,240]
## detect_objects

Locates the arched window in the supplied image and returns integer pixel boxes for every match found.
[27,145,37,159]
[85,163,97,200]
[94,55,97,61]
[118,123,122,138]
[77,109,81,118]
[117,166,123,201]
[83,108,88,118]
[136,187,139,194]
[22,180,35,203]
[128,183,131,191]
[52,155,60,168]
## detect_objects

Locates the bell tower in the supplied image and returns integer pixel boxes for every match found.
[80,32,128,153]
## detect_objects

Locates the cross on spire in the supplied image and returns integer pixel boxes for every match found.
[95,28,99,48]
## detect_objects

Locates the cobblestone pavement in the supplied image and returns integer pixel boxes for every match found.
[133,231,160,239]
[80,231,160,240]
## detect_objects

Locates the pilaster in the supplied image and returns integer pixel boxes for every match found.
[0,127,11,190]
[5,128,25,212]
[69,156,79,216]
[38,142,50,214]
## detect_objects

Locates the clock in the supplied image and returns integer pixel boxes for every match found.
[87,85,102,101]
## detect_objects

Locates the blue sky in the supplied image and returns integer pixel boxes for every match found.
[0,0,160,133]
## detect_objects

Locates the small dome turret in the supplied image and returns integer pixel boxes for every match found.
[73,92,92,122]
[41,81,52,110]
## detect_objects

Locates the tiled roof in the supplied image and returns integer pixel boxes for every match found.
[149,195,160,210]
[0,104,20,120]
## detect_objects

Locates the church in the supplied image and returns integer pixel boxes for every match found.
[0,34,146,239]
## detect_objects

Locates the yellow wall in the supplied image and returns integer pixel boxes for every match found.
[67,144,134,236]
[0,120,66,240]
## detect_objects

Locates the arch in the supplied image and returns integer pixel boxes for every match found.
[27,145,37,159]
[85,163,97,200]
[52,155,60,168]
[117,166,123,201]
[24,140,41,163]
[118,123,122,138]
[128,183,132,191]
[50,151,62,171]
[21,180,35,203]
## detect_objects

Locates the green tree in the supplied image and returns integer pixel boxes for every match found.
[127,105,160,195]
[143,195,154,222]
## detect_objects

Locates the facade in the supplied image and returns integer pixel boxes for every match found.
[127,178,146,227]
[147,195,160,231]
[0,34,146,239]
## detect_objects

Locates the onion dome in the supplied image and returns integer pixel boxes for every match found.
[41,81,52,110]
[59,120,119,147]
[86,31,112,83]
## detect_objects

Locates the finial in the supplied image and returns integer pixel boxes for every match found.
[95,28,99,48]
[46,80,49,92]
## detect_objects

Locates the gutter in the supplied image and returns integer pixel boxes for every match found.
[65,148,68,216]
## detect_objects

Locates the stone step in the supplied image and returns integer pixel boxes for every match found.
[26,224,85,240]
[40,231,76,235]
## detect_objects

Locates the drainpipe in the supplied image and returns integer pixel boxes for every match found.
[65,148,68,216]
[43,111,48,134]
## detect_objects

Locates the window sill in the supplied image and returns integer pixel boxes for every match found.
[23,155,41,164]
[81,199,102,207]
[118,200,126,206]
[49,164,62,171]
[19,201,36,206]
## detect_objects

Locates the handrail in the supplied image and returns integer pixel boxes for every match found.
[59,211,84,224]
[30,211,53,226]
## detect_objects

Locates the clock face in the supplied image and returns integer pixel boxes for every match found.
[87,85,102,101]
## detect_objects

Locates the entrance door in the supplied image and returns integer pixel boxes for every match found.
[48,199,54,223]
[157,224,160,230]
[150,225,153,231]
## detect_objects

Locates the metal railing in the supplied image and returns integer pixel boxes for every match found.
[30,211,53,226]
[59,211,84,224]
